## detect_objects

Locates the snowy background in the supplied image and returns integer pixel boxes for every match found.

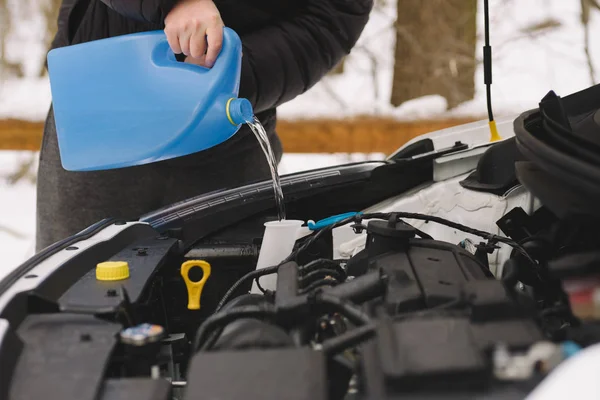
[2,0,600,278]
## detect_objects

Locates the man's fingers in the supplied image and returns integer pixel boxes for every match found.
[204,25,223,68]
[190,29,207,59]
[164,1,223,62]
[179,31,191,56]
[165,29,182,54]
[185,54,207,67]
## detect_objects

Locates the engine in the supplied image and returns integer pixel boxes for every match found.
[7,205,592,400]
[173,212,557,400]
[8,84,600,400]
[16,189,591,400]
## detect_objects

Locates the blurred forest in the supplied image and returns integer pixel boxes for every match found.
[0,0,61,78]
[0,0,483,109]
[3,0,598,110]
[2,1,600,105]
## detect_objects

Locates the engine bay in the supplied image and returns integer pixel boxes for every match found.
[4,83,600,399]
[4,203,595,400]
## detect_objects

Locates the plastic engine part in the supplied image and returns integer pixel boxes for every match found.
[184,348,328,400]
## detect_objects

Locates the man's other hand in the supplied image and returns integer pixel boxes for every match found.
[164,0,224,68]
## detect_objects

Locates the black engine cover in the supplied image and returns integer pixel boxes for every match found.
[347,215,493,315]
[360,315,544,398]
[351,218,544,398]
[184,348,328,400]
[375,239,494,313]
[349,218,495,313]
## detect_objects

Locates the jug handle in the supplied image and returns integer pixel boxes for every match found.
[152,27,242,73]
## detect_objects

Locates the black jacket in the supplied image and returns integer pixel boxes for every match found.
[49,0,373,163]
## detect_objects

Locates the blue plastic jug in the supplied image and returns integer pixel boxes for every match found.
[46,27,253,171]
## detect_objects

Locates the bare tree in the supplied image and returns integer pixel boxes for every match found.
[581,0,600,85]
[4,154,37,185]
[0,0,9,73]
[0,0,24,78]
[38,0,62,77]
[391,0,478,110]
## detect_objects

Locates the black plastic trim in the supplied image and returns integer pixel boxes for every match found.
[0,224,158,326]
[141,161,384,228]
[0,320,23,400]
[0,218,119,297]
[58,236,178,314]
[514,109,600,218]
[141,160,433,250]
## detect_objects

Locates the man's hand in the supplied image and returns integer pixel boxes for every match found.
[164,0,224,68]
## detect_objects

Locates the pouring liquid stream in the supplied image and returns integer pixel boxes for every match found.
[246,116,286,221]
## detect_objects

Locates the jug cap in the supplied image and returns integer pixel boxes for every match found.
[226,98,254,125]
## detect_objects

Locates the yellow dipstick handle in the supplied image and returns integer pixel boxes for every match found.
[181,260,211,310]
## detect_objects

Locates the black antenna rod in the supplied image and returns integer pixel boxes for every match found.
[483,0,501,141]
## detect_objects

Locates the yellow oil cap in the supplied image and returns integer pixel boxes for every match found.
[96,261,130,281]
[181,260,211,310]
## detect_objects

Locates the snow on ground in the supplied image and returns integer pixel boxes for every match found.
[0,78,52,121]
[0,151,384,281]
[0,151,37,281]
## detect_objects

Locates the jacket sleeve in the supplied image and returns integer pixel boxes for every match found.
[99,0,179,23]
[238,0,373,114]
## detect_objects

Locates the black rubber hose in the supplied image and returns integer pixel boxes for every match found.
[215,265,279,312]
[321,323,376,356]
[386,212,536,265]
[502,258,520,289]
[299,279,340,294]
[300,258,344,274]
[283,214,385,263]
[314,293,371,326]
[300,269,344,286]
[414,227,433,240]
[194,305,277,351]
[323,271,387,304]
